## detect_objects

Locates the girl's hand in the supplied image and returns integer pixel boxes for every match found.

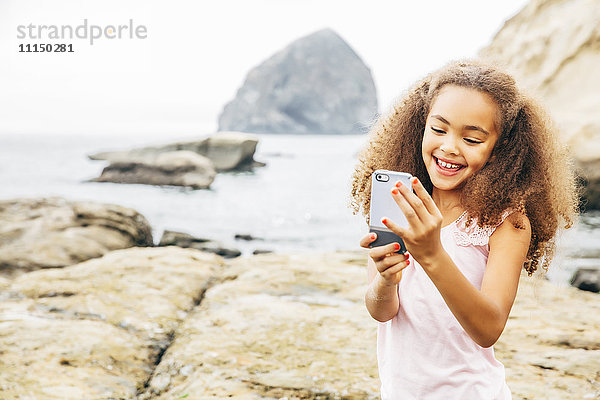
[381,177,444,267]
[360,233,410,286]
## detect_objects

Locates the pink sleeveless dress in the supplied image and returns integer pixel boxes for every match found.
[377,211,513,399]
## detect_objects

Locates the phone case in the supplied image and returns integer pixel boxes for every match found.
[368,170,413,253]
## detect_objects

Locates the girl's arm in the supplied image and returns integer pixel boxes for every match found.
[360,235,409,322]
[386,178,531,347]
[365,257,400,322]
[418,216,530,347]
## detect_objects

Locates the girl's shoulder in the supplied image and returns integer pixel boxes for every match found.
[451,209,517,247]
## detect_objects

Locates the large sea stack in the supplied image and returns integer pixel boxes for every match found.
[218,28,378,134]
[479,0,600,210]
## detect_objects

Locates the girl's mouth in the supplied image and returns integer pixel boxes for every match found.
[434,157,465,175]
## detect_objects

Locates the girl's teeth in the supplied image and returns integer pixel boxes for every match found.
[437,159,461,169]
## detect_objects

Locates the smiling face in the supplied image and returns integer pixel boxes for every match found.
[421,84,500,194]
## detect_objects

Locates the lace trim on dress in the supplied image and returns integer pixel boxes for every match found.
[452,210,513,247]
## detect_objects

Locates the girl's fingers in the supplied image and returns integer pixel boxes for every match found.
[381,208,412,238]
[380,258,411,278]
[394,179,429,222]
[410,177,442,218]
[390,185,421,226]
[359,232,377,248]
[376,253,409,272]
[369,241,403,261]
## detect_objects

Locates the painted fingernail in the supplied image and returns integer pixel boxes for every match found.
[412,177,419,184]
[391,188,399,195]
[395,181,402,188]
[370,233,376,240]
[381,217,388,224]
[394,243,400,250]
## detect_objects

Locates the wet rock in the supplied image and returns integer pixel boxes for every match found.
[218,28,378,134]
[0,197,153,278]
[234,233,263,241]
[158,230,241,259]
[89,132,262,172]
[252,249,273,255]
[159,230,211,247]
[570,267,600,293]
[92,150,216,189]
[196,242,242,259]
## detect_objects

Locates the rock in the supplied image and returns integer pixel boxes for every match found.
[158,230,241,259]
[184,241,241,259]
[252,249,273,255]
[89,139,210,163]
[0,276,9,291]
[138,252,380,399]
[140,252,600,400]
[234,233,263,241]
[204,132,261,171]
[2,249,598,398]
[496,272,600,399]
[218,28,378,134]
[0,313,150,398]
[92,150,216,189]
[0,198,153,278]
[0,246,222,398]
[89,132,262,172]
[570,267,600,293]
[159,230,211,247]
[579,166,600,212]
[479,0,600,209]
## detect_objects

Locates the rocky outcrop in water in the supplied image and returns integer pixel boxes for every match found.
[90,132,262,172]
[571,267,600,293]
[1,249,598,399]
[158,230,241,259]
[218,28,378,134]
[479,0,600,210]
[92,151,217,190]
[0,198,152,278]
[89,132,263,189]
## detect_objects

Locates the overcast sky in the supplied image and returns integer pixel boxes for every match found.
[0,0,529,136]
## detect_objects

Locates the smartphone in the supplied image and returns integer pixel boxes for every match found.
[368,169,413,253]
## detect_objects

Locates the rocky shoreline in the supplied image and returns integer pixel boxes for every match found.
[1,246,598,399]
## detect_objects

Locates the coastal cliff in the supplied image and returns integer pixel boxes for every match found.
[479,0,600,209]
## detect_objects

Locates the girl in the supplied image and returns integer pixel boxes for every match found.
[349,60,578,399]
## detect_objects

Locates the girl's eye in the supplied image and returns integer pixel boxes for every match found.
[464,138,482,144]
[431,127,445,134]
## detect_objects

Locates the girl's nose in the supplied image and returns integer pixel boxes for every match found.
[440,138,459,155]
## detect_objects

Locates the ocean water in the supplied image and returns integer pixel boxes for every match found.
[0,132,597,286]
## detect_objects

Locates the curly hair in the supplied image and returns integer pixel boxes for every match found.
[349,59,579,275]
